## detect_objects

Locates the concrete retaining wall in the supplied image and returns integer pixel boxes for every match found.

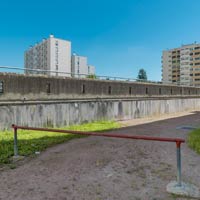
[1,98,200,130]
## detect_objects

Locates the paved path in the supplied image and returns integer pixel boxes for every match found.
[0,111,200,200]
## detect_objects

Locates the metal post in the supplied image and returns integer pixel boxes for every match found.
[14,127,18,157]
[176,141,182,186]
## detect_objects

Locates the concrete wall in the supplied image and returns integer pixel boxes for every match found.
[0,73,200,101]
[1,98,200,130]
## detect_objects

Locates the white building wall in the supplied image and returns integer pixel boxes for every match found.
[71,55,88,78]
[88,65,95,75]
[49,36,71,77]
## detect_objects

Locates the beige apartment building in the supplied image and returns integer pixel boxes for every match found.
[162,43,200,87]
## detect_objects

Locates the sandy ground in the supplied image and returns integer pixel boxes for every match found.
[0,111,200,200]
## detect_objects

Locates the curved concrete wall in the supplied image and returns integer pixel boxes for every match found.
[0,73,200,101]
[1,98,200,130]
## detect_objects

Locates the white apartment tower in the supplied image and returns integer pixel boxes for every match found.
[71,54,95,78]
[25,35,71,77]
[88,65,95,75]
[162,43,200,87]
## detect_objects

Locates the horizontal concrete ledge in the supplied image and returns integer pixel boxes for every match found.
[1,96,200,106]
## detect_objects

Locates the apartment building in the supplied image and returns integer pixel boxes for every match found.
[88,65,95,75]
[24,35,71,77]
[162,43,200,87]
[71,54,95,78]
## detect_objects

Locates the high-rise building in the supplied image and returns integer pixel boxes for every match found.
[88,65,95,76]
[24,35,71,77]
[71,54,95,78]
[162,43,200,87]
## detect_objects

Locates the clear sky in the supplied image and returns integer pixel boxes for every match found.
[1,0,200,81]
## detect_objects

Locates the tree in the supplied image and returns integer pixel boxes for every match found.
[137,68,147,81]
[86,74,97,79]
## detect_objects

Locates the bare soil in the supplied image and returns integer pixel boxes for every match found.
[0,111,200,200]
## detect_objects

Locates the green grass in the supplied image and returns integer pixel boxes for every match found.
[188,128,200,154]
[0,121,120,164]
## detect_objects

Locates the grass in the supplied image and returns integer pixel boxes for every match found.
[188,128,200,154]
[0,121,120,165]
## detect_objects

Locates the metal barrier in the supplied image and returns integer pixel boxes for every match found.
[12,124,185,186]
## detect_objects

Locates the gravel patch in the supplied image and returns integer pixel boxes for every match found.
[0,111,200,200]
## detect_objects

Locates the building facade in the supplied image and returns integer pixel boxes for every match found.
[88,65,95,76]
[71,54,95,78]
[24,35,71,77]
[162,43,200,87]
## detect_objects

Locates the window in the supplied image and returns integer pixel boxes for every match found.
[159,88,161,95]
[46,83,51,94]
[145,87,148,95]
[129,87,132,95]
[0,81,3,94]
[81,84,85,94]
[108,86,112,95]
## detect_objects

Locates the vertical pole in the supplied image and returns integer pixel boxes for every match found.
[14,126,18,157]
[176,141,182,186]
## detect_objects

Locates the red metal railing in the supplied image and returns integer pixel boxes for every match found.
[12,124,185,186]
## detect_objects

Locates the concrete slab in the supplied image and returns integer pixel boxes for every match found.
[167,181,200,198]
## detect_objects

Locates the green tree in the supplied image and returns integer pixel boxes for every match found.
[86,74,97,79]
[137,68,147,81]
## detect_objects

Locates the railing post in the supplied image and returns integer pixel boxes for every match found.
[13,125,19,157]
[176,141,182,186]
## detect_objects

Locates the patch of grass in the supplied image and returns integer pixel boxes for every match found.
[0,121,120,164]
[188,128,200,154]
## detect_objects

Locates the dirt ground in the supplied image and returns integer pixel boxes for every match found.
[0,111,200,200]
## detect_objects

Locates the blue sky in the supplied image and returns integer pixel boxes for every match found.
[1,0,200,80]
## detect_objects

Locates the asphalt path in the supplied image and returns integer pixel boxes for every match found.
[0,111,200,200]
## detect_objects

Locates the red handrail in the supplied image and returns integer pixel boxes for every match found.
[12,124,185,144]
[12,124,185,187]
